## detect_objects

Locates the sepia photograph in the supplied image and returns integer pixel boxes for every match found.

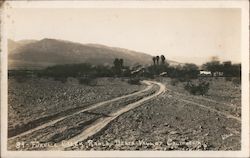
[0,0,249,157]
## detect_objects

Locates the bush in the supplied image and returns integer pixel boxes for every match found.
[9,70,30,83]
[143,71,154,79]
[14,76,28,83]
[170,79,179,86]
[127,78,141,85]
[177,75,191,82]
[184,81,210,95]
[78,76,96,86]
[225,77,232,81]
[53,77,67,83]
[232,77,241,86]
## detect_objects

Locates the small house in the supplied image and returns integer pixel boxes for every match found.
[199,70,212,76]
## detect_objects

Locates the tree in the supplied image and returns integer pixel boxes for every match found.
[223,61,241,77]
[161,55,166,64]
[202,60,221,75]
[182,63,199,79]
[119,58,124,68]
[156,56,160,65]
[113,58,120,68]
[223,61,232,67]
[113,58,125,76]
[152,57,156,65]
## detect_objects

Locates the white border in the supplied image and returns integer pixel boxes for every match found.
[1,1,249,158]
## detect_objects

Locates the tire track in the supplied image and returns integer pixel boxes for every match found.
[48,81,166,150]
[8,81,153,141]
[50,81,240,150]
[168,89,238,109]
[177,96,241,122]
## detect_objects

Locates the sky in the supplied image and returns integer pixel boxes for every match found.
[6,8,241,65]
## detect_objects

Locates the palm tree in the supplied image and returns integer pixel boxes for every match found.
[156,56,160,65]
[152,57,156,65]
[161,55,166,64]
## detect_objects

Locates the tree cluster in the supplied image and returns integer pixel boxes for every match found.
[202,60,241,77]
[152,55,166,65]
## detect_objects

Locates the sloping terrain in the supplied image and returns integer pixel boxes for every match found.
[8,38,181,69]
[8,38,154,69]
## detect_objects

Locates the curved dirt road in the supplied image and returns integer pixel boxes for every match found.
[9,80,153,141]
[48,80,165,150]
[9,80,164,150]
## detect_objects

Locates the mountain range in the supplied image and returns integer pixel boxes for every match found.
[8,38,180,69]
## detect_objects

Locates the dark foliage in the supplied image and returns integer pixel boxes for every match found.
[161,55,166,64]
[78,76,97,86]
[170,79,179,86]
[8,70,36,83]
[167,64,199,82]
[113,58,124,76]
[184,81,210,95]
[127,78,141,85]
[232,77,241,86]
[202,61,241,77]
[146,64,169,76]
[225,77,232,82]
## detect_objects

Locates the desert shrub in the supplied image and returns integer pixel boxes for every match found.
[170,79,179,86]
[143,71,155,79]
[53,77,67,83]
[128,78,141,85]
[13,76,28,83]
[177,75,191,82]
[232,77,241,86]
[225,77,232,81]
[78,76,96,86]
[166,64,199,82]
[184,81,210,95]
[9,70,30,83]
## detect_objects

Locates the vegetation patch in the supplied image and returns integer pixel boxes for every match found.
[184,81,210,95]
[128,78,141,85]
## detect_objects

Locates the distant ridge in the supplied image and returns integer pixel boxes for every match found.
[8,38,181,69]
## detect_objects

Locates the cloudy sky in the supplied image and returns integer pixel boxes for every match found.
[7,8,241,65]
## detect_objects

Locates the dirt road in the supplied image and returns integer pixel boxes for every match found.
[8,80,164,150]
[9,81,152,140]
[48,81,165,150]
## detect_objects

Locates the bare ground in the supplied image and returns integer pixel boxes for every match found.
[8,77,241,151]
[71,78,241,151]
[8,77,145,138]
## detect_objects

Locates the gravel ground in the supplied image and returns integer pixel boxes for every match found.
[7,80,154,151]
[8,77,145,137]
[90,84,159,115]
[8,77,241,151]
[73,78,241,151]
[159,77,241,108]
